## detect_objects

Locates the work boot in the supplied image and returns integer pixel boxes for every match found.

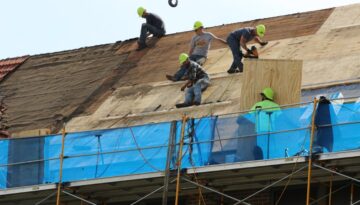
[136,42,148,51]
[176,103,192,108]
[227,68,237,74]
[166,74,176,82]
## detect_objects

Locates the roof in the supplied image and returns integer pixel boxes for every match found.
[1,3,360,134]
[0,56,29,82]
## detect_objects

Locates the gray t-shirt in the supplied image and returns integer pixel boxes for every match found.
[190,32,215,57]
[230,27,255,43]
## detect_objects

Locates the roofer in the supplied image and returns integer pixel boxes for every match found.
[136,7,166,51]
[227,24,268,73]
[251,88,280,112]
[166,21,226,82]
[251,88,280,159]
[175,53,210,108]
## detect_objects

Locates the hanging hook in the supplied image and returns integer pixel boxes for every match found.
[168,0,178,7]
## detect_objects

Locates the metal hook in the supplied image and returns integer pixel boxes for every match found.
[168,0,178,7]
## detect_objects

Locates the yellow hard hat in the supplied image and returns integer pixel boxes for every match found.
[256,24,266,37]
[262,87,274,100]
[193,21,204,30]
[179,53,189,65]
[137,7,146,17]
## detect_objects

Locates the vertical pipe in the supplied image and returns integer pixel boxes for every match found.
[306,98,318,205]
[56,124,66,205]
[175,115,187,205]
[162,121,176,205]
[329,174,333,205]
[351,183,354,205]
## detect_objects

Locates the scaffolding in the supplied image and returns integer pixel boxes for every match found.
[0,96,360,204]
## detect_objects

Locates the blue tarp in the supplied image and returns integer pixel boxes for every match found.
[44,122,171,183]
[0,140,8,189]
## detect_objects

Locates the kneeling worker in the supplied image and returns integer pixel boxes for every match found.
[176,53,210,108]
[136,7,166,51]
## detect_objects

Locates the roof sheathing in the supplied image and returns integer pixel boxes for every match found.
[113,8,333,87]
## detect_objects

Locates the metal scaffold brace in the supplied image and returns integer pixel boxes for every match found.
[35,123,98,205]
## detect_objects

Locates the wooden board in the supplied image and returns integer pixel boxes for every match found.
[240,59,302,111]
[11,128,50,138]
[65,74,244,132]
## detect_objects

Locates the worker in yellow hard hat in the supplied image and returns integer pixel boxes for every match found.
[136,7,166,51]
[175,53,210,108]
[227,24,268,73]
[166,21,226,82]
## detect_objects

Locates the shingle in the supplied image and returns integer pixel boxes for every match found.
[0,56,29,81]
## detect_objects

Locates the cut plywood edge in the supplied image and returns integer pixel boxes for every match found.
[65,74,243,132]
[316,3,360,34]
[240,59,302,111]
[11,128,51,138]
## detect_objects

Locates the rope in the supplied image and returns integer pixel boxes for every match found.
[275,121,312,204]
[187,118,207,205]
[129,127,163,172]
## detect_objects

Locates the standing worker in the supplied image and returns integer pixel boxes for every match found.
[227,24,268,73]
[176,53,210,108]
[166,21,226,81]
[136,7,166,51]
[251,88,280,159]
[251,88,280,111]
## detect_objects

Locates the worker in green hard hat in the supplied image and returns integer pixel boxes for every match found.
[251,88,280,111]
[251,88,280,160]
[166,21,226,82]
[136,7,166,51]
[227,24,268,73]
[175,53,210,108]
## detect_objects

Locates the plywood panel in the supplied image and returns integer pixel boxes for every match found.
[317,3,360,34]
[240,59,302,111]
[66,74,244,132]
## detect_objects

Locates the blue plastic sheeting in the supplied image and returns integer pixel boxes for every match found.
[0,140,8,189]
[1,102,360,190]
[44,122,171,183]
[210,104,313,164]
[176,117,216,169]
[329,102,360,152]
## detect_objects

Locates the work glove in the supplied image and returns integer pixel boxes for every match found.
[246,48,253,54]
[260,41,268,46]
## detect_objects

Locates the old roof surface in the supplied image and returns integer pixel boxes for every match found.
[1,4,360,134]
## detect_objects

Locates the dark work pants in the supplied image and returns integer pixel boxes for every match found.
[139,23,165,46]
[227,35,243,72]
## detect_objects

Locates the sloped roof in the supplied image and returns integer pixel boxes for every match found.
[0,56,29,82]
[2,4,360,134]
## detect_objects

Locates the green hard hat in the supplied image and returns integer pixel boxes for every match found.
[193,21,204,30]
[137,7,146,17]
[179,53,189,65]
[256,24,266,37]
[262,87,274,100]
